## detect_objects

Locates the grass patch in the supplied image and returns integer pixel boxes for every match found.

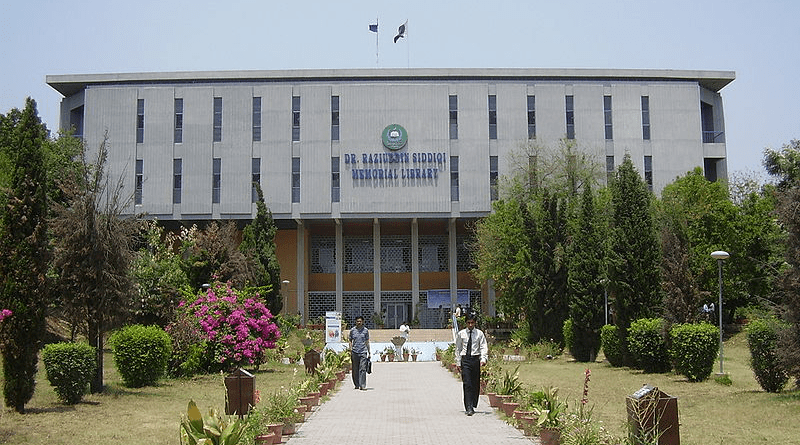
[498,331,800,445]
[0,329,315,445]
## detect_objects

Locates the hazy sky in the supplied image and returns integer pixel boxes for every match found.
[1,0,797,176]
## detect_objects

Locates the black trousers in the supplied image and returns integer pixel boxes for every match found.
[460,355,480,411]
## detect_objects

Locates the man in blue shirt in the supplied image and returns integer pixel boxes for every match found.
[349,315,370,390]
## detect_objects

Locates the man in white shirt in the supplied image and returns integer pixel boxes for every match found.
[455,313,488,416]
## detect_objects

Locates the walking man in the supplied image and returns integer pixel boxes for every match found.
[455,313,488,415]
[349,315,370,390]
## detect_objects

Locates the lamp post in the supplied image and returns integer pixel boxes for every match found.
[710,250,729,374]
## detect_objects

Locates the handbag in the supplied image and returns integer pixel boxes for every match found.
[366,357,372,374]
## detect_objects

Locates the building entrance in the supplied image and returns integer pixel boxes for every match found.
[384,303,408,330]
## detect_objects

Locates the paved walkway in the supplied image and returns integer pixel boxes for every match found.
[285,361,537,445]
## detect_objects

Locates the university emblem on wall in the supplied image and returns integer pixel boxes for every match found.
[381,124,408,151]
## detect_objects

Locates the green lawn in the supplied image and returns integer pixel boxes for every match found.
[498,330,800,445]
[0,330,797,444]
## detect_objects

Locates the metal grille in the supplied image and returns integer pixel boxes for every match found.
[310,236,336,273]
[345,236,373,273]
[417,292,450,328]
[456,234,476,272]
[343,292,375,328]
[381,235,411,273]
[419,235,448,272]
[308,292,335,322]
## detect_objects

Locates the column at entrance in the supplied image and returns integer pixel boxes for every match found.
[373,218,381,319]
[411,218,419,322]
[335,220,343,312]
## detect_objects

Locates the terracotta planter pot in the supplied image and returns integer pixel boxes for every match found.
[387,354,395,362]
[336,370,346,380]
[539,427,561,445]
[403,353,410,361]
[294,404,308,421]
[308,391,321,406]
[254,432,275,444]
[496,394,513,408]
[411,354,417,361]
[282,422,297,435]
[266,423,283,444]
[318,382,329,396]
[501,401,520,418]
[487,392,500,407]
[298,396,315,411]
[513,410,534,421]
[479,379,488,395]
[520,417,537,436]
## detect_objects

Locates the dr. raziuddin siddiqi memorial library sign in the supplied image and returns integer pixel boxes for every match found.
[344,124,446,184]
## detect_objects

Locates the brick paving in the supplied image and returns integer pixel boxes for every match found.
[284,361,538,445]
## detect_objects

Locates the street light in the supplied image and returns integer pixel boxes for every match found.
[710,250,729,374]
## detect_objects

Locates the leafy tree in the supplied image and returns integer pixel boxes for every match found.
[181,221,255,291]
[608,154,662,366]
[763,139,800,190]
[50,136,139,393]
[774,184,800,384]
[0,98,51,413]
[566,183,607,361]
[239,184,282,315]
[131,220,190,326]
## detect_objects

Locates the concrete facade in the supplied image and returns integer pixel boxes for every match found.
[47,68,735,327]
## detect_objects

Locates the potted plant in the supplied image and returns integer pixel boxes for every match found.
[383,345,395,362]
[496,366,523,417]
[532,386,566,445]
[180,399,246,445]
[402,346,410,362]
[372,312,385,328]
[263,387,303,435]
[410,347,420,361]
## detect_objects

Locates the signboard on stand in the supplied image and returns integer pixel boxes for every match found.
[325,311,342,343]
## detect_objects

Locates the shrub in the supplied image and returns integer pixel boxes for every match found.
[669,322,718,382]
[562,318,574,354]
[600,324,624,367]
[174,280,281,372]
[627,318,671,373]
[42,342,96,404]
[746,318,789,393]
[110,324,172,387]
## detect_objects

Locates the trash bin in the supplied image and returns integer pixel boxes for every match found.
[304,349,321,375]
[225,368,255,417]
[625,384,680,445]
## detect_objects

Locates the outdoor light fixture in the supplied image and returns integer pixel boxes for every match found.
[710,250,729,374]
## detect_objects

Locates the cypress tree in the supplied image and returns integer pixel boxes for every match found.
[0,98,51,413]
[608,154,662,366]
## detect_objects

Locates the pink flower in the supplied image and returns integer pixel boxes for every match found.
[0,309,12,322]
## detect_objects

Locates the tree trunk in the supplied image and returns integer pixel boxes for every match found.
[88,319,104,393]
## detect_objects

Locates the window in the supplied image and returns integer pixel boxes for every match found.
[604,95,613,140]
[292,96,300,142]
[135,159,143,204]
[701,102,719,143]
[527,95,536,139]
[644,156,653,191]
[450,156,459,202]
[331,96,339,141]
[213,97,222,142]
[488,95,497,140]
[173,159,182,204]
[292,157,300,202]
[212,158,221,203]
[449,95,458,139]
[251,158,261,203]
[490,156,498,201]
[174,98,183,143]
[331,157,340,202]
[252,97,261,142]
[136,99,144,143]
[565,95,575,139]
[606,155,614,185]
[641,96,650,140]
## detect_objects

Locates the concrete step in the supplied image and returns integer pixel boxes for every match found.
[362,328,454,343]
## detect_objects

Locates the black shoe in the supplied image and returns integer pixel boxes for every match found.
[466,408,474,416]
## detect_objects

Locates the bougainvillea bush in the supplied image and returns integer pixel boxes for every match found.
[170,280,281,373]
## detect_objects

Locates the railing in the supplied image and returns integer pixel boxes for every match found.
[703,131,725,143]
